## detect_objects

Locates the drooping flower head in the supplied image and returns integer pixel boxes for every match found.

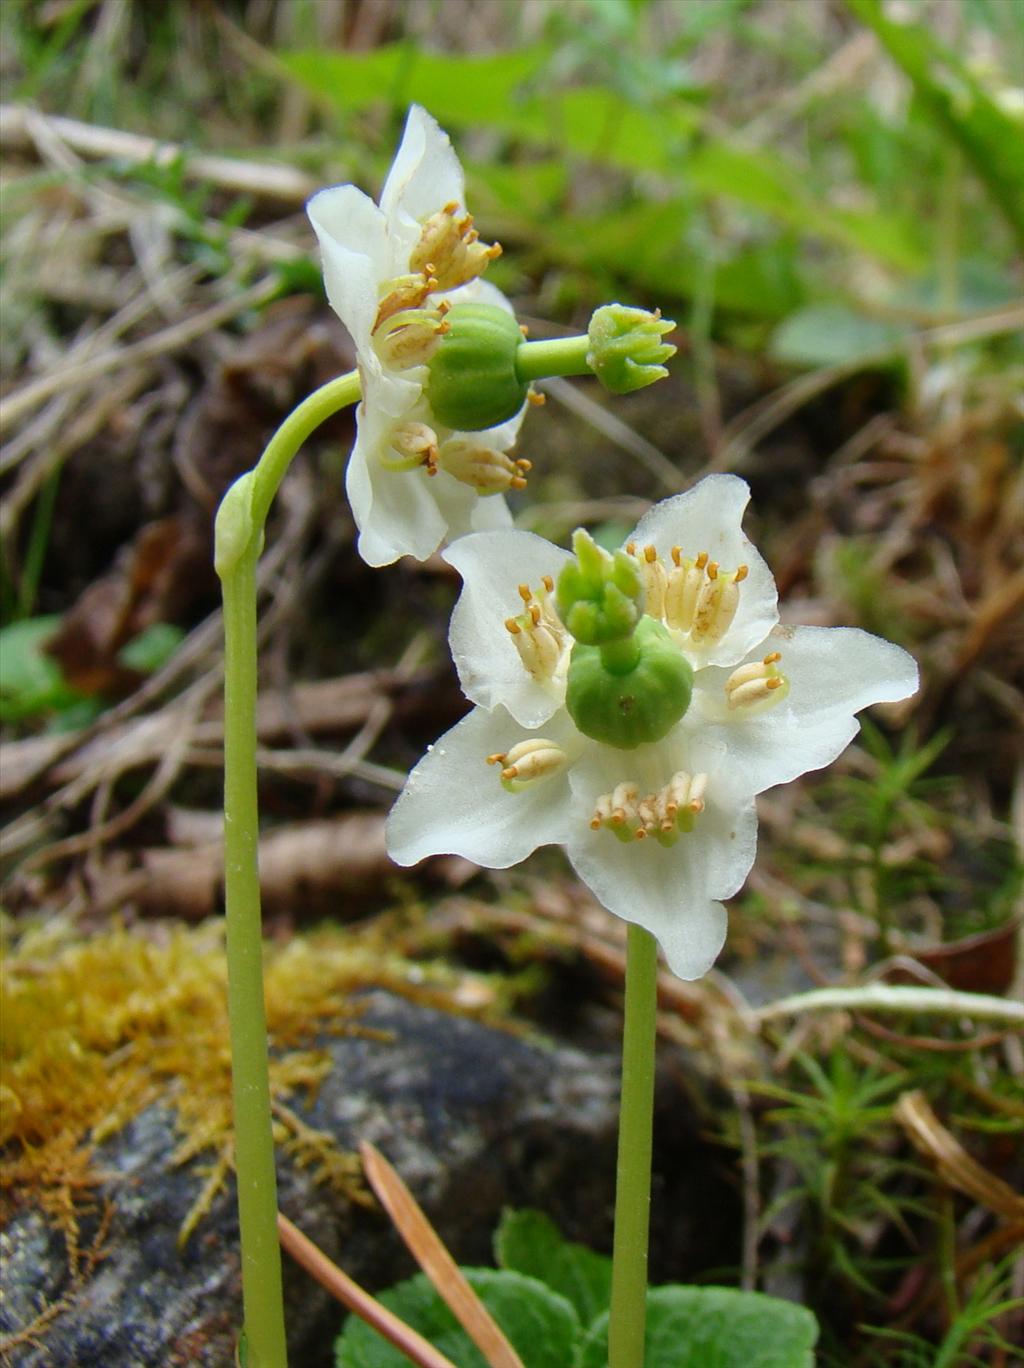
[308,106,529,567]
[387,475,918,979]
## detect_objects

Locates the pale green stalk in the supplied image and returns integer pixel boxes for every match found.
[608,923,660,1368]
[215,371,361,1368]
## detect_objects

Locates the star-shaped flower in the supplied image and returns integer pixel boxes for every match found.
[386,475,919,979]
[308,106,527,567]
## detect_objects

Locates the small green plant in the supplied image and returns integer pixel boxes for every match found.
[755,1053,926,1306]
[335,1210,819,1368]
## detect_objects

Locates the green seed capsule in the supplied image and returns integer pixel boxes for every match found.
[426,303,529,431]
[565,617,694,750]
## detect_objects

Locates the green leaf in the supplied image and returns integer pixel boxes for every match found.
[770,305,909,368]
[846,0,1024,249]
[0,615,84,722]
[279,45,550,131]
[334,1268,581,1368]
[686,141,925,270]
[117,622,185,674]
[578,1286,818,1368]
[495,1209,613,1327]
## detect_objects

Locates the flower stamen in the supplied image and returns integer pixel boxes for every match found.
[591,771,708,846]
[373,307,450,369]
[409,202,502,292]
[487,738,567,792]
[375,272,440,330]
[437,440,531,495]
[504,576,569,683]
[381,421,440,473]
[725,651,790,714]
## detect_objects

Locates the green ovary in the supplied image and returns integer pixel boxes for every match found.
[426,303,529,431]
[565,617,694,750]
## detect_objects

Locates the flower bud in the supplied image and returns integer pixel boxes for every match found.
[426,303,529,432]
[556,529,643,646]
[566,616,693,750]
[586,304,676,394]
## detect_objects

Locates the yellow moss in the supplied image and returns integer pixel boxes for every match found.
[0,912,513,1255]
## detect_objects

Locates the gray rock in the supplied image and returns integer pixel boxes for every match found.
[1,990,739,1367]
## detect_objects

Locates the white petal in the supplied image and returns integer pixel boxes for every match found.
[564,743,757,979]
[307,186,388,350]
[630,474,778,667]
[424,468,512,545]
[692,624,919,795]
[467,492,514,534]
[386,706,576,868]
[345,426,448,567]
[566,815,733,981]
[444,530,573,727]
[379,106,465,249]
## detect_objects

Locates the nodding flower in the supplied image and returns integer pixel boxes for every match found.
[307,105,526,568]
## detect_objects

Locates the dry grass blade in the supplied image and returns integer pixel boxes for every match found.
[276,1213,459,1368]
[360,1142,527,1368]
[895,1090,1024,1221]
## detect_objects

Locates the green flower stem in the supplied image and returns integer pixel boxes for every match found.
[608,923,660,1368]
[515,334,592,383]
[216,369,362,1368]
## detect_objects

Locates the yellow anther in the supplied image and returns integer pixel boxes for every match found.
[518,584,532,602]
[626,541,637,556]
[735,565,749,583]
[497,738,568,790]
[529,603,541,626]
[541,575,554,593]
[695,551,708,570]
[505,618,521,634]
[725,655,789,714]
[707,561,719,581]
[382,420,440,473]
[671,546,682,566]
[644,544,657,563]
[486,752,506,765]
[527,390,546,406]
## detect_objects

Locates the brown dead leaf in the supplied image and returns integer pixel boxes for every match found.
[45,515,212,696]
[895,1089,1024,1221]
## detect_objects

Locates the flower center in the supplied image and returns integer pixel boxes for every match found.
[590,771,707,846]
[625,542,749,645]
[724,651,790,714]
[486,738,567,792]
[504,576,570,683]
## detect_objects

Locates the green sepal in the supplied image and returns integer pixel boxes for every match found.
[426,302,529,431]
[565,616,693,749]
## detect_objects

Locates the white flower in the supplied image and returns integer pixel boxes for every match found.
[307,106,527,567]
[386,474,919,980]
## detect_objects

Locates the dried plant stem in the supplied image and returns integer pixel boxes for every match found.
[277,1214,460,1368]
[608,923,659,1368]
[216,371,361,1368]
[754,983,1024,1026]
